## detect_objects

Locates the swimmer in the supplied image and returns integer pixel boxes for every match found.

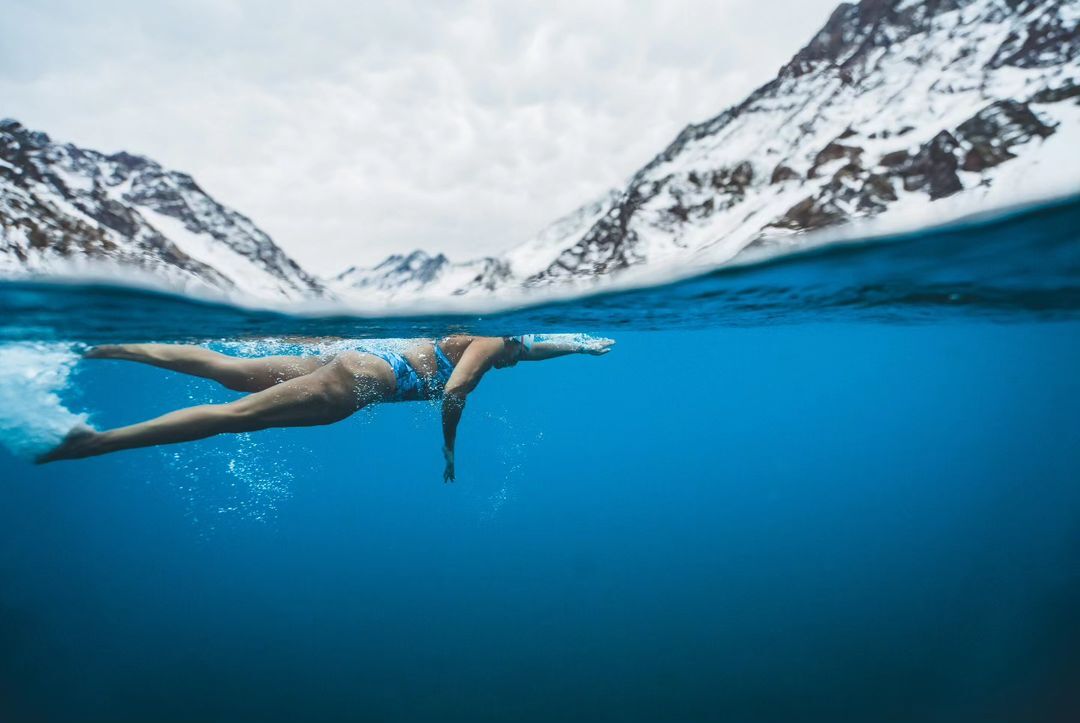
[36,334,613,482]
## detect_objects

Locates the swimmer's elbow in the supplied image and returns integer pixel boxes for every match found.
[443,385,469,402]
[445,372,482,400]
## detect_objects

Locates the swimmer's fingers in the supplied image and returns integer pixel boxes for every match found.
[587,339,615,355]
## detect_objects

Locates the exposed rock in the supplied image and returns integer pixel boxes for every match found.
[808,143,864,178]
[859,173,898,206]
[542,189,646,279]
[770,195,847,231]
[954,100,1055,172]
[878,150,911,168]
[899,131,963,200]
[1030,82,1080,104]
[770,164,800,184]
[731,161,755,188]
[986,0,1080,70]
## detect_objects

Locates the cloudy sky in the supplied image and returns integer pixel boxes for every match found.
[3,0,839,273]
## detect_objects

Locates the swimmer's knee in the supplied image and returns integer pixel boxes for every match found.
[214,360,265,392]
[220,377,256,393]
[214,404,263,433]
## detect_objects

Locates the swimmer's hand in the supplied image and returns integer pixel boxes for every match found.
[583,337,615,355]
[442,446,455,483]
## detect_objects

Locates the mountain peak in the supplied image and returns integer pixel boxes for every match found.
[106,150,154,171]
[0,117,321,300]
[0,119,52,149]
[784,0,988,77]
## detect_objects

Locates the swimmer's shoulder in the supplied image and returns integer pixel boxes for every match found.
[436,335,473,358]
[437,335,506,357]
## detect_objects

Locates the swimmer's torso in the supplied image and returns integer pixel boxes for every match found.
[398,335,472,382]
[354,335,478,402]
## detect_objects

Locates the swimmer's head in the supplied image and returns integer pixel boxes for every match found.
[493,337,524,368]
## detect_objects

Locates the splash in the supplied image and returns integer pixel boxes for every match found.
[0,342,89,459]
[209,337,421,358]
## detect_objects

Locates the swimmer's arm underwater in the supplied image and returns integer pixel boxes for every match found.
[440,338,504,483]
[519,334,615,361]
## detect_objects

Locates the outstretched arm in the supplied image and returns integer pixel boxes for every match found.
[519,334,614,361]
[440,338,505,482]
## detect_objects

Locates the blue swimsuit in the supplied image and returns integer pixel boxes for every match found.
[367,340,455,402]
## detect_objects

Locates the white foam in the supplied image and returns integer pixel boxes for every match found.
[0,342,89,459]
[210,337,419,358]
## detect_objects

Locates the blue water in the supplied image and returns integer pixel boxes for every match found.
[2,196,1079,722]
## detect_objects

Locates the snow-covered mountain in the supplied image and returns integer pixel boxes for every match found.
[524,0,1079,285]
[335,0,1079,300]
[333,250,511,299]
[325,190,620,302]
[0,119,320,300]
[3,0,1078,305]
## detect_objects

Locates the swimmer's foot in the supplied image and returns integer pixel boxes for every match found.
[35,425,100,464]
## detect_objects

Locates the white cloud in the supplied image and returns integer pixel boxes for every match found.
[2,0,839,273]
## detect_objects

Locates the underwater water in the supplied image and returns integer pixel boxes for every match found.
[1,195,1079,722]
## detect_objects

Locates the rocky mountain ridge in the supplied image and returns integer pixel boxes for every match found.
[0,119,320,299]
[525,0,1078,284]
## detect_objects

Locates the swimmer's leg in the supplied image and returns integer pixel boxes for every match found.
[86,343,325,392]
[37,353,389,463]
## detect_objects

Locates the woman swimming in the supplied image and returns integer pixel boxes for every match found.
[36,334,613,481]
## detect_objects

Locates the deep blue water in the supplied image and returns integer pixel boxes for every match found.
[2,196,1079,722]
